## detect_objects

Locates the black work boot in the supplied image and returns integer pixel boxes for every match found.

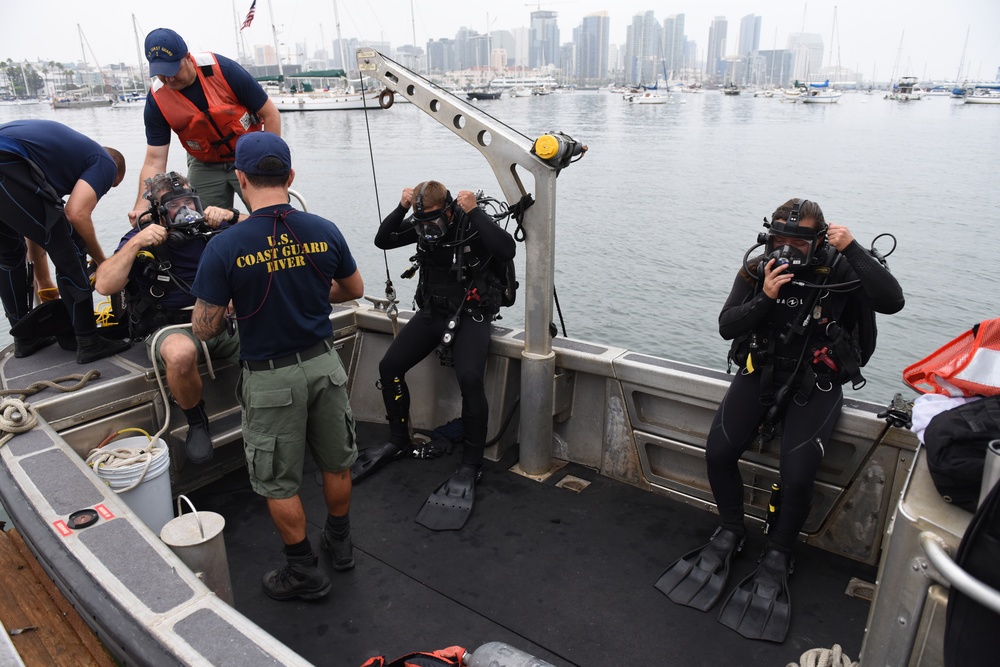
[76,333,131,364]
[262,558,331,601]
[183,400,213,464]
[13,336,57,358]
[320,527,355,571]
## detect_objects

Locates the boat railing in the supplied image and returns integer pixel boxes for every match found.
[919,531,1000,613]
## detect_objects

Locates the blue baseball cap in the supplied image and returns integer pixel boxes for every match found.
[145,28,188,78]
[235,132,292,175]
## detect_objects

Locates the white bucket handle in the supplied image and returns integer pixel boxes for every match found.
[175,494,205,540]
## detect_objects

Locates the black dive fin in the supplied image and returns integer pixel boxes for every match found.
[414,465,480,531]
[654,527,745,611]
[350,442,402,483]
[9,299,73,339]
[717,548,793,643]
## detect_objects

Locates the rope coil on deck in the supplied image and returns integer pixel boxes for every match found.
[0,370,102,398]
[0,398,39,448]
[786,645,858,667]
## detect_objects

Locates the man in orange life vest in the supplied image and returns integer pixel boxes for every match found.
[129,28,280,224]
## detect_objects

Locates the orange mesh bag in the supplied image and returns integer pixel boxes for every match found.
[904,319,1000,397]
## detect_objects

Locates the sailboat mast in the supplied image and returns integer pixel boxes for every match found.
[410,0,418,70]
[333,0,348,78]
[266,0,285,83]
[955,26,969,83]
[133,14,148,93]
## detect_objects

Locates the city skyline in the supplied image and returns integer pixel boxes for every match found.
[2,1,997,82]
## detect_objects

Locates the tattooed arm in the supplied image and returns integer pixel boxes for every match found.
[192,299,229,341]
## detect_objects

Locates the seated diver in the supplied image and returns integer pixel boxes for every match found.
[94,172,242,464]
[655,198,904,642]
[352,181,516,530]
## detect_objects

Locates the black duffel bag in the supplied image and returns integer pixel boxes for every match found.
[922,395,1000,511]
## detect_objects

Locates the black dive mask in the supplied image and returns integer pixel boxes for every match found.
[760,213,825,272]
[412,210,449,245]
[157,189,209,247]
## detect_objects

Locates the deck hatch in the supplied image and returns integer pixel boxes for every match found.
[173,608,285,666]
[78,520,195,613]
[19,449,104,514]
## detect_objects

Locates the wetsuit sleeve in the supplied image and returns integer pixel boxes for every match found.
[374,204,417,249]
[839,241,905,314]
[468,206,516,260]
[718,266,774,340]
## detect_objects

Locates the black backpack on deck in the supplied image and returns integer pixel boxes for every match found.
[922,395,1000,511]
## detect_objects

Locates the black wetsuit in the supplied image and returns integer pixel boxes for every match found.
[375,202,515,454]
[707,240,904,551]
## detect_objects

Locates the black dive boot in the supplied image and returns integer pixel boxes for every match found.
[183,400,214,464]
[351,376,413,482]
[13,336,57,358]
[76,333,131,364]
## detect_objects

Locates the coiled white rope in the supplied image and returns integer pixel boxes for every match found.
[786,645,858,667]
[86,428,164,494]
[0,397,39,448]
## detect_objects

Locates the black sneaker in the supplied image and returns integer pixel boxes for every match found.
[261,562,331,601]
[13,336,57,358]
[320,530,355,571]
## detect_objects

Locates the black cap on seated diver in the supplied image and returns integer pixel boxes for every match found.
[758,198,827,271]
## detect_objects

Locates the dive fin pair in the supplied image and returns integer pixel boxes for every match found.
[656,531,792,643]
[415,464,481,531]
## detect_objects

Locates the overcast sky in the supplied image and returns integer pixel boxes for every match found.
[2,1,998,81]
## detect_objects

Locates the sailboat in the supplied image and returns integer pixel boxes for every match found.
[263,0,386,111]
[113,15,150,108]
[52,25,112,109]
[800,80,843,104]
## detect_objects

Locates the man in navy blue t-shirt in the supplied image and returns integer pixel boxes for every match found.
[0,119,131,363]
[192,132,365,601]
[95,172,240,464]
[129,28,280,223]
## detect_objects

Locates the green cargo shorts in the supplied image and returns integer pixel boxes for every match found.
[237,346,358,499]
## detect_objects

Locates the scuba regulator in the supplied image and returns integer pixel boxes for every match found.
[144,172,215,248]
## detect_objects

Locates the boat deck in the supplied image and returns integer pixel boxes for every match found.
[188,422,876,667]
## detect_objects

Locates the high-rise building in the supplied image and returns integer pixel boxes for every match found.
[625,11,660,85]
[662,14,686,78]
[738,15,761,56]
[736,15,762,85]
[426,38,457,74]
[529,10,559,68]
[491,30,517,69]
[755,50,795,87]
[577,12,610,82]
[787,33,824,81]
[706,16,727,81]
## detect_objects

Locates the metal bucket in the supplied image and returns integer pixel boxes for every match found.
[159,495,234,605]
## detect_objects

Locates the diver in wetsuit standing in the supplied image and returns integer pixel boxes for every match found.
[655,198,904,642]
[352,180,516,531]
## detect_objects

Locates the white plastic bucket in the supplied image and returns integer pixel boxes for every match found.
[92,436,173,534]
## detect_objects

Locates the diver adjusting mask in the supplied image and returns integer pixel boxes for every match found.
[759,205,825,272]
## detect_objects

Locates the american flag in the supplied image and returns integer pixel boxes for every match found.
[240,0,256,31]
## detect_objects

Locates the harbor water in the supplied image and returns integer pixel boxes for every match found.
[0,90,996,411]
